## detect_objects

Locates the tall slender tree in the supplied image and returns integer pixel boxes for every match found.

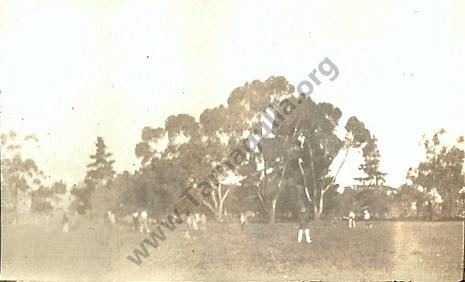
[74,137,115,210]
[85,137,115,188]
[356,136,387,188]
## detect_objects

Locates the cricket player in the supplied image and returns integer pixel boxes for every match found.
[139,210,150,233]
[348,211,356,228]
[297,208,311,243]
[107,210,116,224]
[62,212,69,233]
[240,212,247,230]
[363,209,372,228]
[199,213,207,232]
[132,211,139,231]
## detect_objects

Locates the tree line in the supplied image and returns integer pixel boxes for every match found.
[2,76,464,222]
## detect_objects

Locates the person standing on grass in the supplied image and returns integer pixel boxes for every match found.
[107,210,116,224]
[139,210,150,233]
[185,211,194,239]
[132,211,140,231]
[240,212,247,231]
[199,213,207,233]
[297,208,311,243]
[348,211,356,228]
[363,209,372,228]
[192,213,200,239]
[62,212,69,233]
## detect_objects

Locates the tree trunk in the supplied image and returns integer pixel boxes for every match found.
[269,196,278,224]
[266,162,287,224]
[443,190,451,219]
[218,200,224,221]
[306,143,318,204]
[217,184,223,221]
[313,205,320,220]
[318,190,325,219]
[216,184,230,222]
[259,158,269,219]
[297,158,313,205]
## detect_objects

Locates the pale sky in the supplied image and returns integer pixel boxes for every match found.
[1,0,464,188]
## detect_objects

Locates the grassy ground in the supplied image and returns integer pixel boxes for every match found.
[1,219,463,281]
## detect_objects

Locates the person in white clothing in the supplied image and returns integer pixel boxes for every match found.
[192,213,199,235]
[240,212,247,231]
[62,212,69,233]
[363,209,372,228]
[199,213,207,232]
[132,211,139,231]
[139,210,150,233]
[297,208,311,243]
[107,210,116,224]
[348,211,356,229]
[185,212,198,239]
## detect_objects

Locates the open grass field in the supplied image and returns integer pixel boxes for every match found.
[1,219,463,281]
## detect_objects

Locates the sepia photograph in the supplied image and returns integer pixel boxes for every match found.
[1,1,465,281]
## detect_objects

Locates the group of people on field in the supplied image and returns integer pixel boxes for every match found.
[184,211,207,239]
[129,209,208,238]
[61,206,373,247]
[296,208,373,244]
[132,210,151,233]
[346,209,372,229]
